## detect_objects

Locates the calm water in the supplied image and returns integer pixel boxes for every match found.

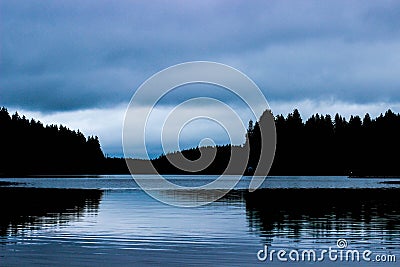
[0,176,399,266]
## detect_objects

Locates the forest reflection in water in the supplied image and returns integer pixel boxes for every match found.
[0,185,399,266]
[0,187,103,237]
[244,188,400,249]
[1,187,400,242]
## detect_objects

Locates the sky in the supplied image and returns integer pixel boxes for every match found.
[1,0,400,157]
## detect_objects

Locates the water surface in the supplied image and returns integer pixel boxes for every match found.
[0,176,399,266]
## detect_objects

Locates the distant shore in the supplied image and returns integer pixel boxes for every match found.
[348,175,400,179]
[2,107,400,177]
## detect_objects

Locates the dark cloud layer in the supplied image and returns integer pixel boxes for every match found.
[1,0,400,112]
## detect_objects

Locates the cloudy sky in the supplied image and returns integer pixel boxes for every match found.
[1,0,400,157]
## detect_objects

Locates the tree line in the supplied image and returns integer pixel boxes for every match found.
[1,106,399,176]
[153,108,400,176]
[248,108,400,176]
[0,107,104,175]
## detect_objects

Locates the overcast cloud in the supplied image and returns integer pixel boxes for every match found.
[1,0,400,156]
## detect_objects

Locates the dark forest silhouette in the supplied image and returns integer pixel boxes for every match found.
[1,106,399,176]
[0,107,104,175]
[253,108,400,176]
[152,108,400,176]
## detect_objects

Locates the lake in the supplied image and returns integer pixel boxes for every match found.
[0,175,399,266]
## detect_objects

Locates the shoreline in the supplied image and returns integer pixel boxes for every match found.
[348,175,400,179]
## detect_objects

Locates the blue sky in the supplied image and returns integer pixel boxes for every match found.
[1,0,400,157]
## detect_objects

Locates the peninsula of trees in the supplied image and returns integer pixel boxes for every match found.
[151,109,400,176]
[1,106,399,176]
[0,107,104,175]
[257,109,400,176]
